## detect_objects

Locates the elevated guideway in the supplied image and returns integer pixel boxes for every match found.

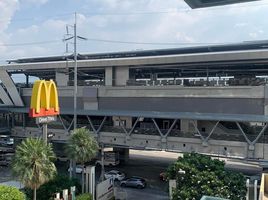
[1,41,268,160]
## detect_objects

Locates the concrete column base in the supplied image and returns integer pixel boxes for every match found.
[113,147,129,164]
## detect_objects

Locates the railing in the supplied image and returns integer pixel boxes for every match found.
[126,77,268,87]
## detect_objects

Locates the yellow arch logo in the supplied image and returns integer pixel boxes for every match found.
[29,80,60,117]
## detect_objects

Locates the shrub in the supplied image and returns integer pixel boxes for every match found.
[0,185,25,200]
[76,193,93,200]
[167,153,246,200]
[24,175,81,200]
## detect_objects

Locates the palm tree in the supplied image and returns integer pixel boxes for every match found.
[12,138,57,200]
[65,127,99,193]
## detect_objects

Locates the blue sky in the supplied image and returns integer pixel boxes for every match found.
[0,0,268,62]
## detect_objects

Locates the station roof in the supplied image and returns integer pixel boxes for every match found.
[6,40,268,64]
[1,107,268,122]
[184,0,260,8]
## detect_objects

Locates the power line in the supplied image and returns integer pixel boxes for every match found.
[0,40,61,47]
[0,12,73,23]
[0,38,225,47]
[81,38,227,46]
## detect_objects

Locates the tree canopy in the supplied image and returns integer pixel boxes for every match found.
[12,138,57,200]
[167,153,247,200]
[65,127,99,193]
[65,128,99,164]
[0,185,25,200]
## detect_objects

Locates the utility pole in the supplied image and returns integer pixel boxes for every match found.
[63,12,87,178]
[74,12,77,130]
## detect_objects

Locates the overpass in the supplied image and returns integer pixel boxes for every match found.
[1,41,268,160]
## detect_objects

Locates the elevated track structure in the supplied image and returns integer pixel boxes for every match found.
[1,41,268,160]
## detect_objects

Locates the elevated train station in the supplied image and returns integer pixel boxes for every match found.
[1,40,268,160]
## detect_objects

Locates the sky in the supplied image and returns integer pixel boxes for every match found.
[0,0,268,62]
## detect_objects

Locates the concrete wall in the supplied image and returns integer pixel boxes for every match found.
[21,85,266,115]
[98,97,263,115]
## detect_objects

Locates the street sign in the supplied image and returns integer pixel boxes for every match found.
[36,116,57,124]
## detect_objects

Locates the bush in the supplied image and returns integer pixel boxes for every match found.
[24,175,81,200]
[0,185,25,200]
[76,193,93,200]
[167,153,246,200]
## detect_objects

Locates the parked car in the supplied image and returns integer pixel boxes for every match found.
[104,170,125,181]
[120,176,146,189]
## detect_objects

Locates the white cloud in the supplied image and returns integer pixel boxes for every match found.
[20,0,49,5]
[0,0,19,54]
[1,0,268,61]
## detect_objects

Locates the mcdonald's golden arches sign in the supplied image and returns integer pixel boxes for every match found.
[29,80,60,118]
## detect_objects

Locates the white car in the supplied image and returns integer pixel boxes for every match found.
[68,165,84,173]
[104,170,125,181]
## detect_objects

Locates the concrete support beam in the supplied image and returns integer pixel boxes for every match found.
[114,66,129,86]
[0,85,13,105]
[56,71,69,86]
[113,147,129,164]
[181,119,196,133]
[113,116,132,128]
[264,85,268,115]
[105,67,113,86]
[0,70,24,106]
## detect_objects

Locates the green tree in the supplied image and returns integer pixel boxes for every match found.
[24,175,81,200]
[12,138,57,200]
[167,153,246,200]
[0,185,25,200]
[76,193,93,200]
[65,127,99,193]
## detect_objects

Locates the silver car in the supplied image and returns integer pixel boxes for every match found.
[120,176,146,189]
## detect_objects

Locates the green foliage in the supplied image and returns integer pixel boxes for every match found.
[12,138,57,190]
[76,193,93,200]
[0,185,26,200]
[167,153,246,200]
[65,128,99,192]
[65,127,99,164]
[12,138,57,200]
[24,175,81,200]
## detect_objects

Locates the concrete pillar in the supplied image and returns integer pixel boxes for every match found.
[264,85,268,115]
[114,66,129,86]
[113,148,129,164]
[85,166,95,199]
[181,119,196,133]
[112,116,132,128]
[105,67,113,86]
[26,75,29,87]
[181,119,190,133]
[56,71,69,86]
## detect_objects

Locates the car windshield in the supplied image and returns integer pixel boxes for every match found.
[132,177,145,182]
